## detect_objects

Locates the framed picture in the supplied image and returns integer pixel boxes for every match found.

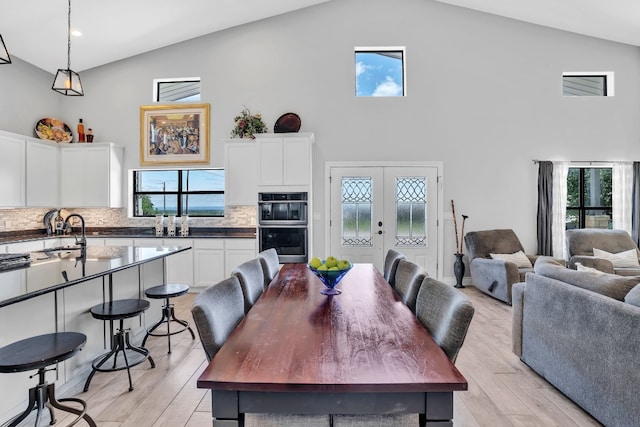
[140,103,210,165]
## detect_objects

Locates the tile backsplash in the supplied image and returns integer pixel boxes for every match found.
[0,206,256,232]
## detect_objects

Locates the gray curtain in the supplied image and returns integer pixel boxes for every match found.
[537,161,553,255]
[632,162,640,246]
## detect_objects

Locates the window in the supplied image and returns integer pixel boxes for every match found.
[153,78,201,102]
[355,47,405,97]
[566,167,612,229]
[133,169,224,217]
[562,72,614,96]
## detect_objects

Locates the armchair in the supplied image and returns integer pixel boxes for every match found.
[566,229,640,276]
[464,229,538,304]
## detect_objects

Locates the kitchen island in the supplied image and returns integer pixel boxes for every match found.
[0,244,191,424]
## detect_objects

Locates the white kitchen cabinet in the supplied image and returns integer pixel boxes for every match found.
[0,132,26,207]
[163,238,194,285]
[256,133,313,187]
[26,139,59,207]
[59,143,124,208]
[225,239,257,275]
[193,239,225,288]
[224,140,258,206]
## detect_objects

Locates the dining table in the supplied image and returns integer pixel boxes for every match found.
[196,263,468,426]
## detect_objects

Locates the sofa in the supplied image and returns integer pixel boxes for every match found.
[512,257,640,427]
[566,228,640,276]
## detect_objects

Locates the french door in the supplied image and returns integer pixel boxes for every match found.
[328,165,441,277]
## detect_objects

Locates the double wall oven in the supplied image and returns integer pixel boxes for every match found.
[258,192,308,263]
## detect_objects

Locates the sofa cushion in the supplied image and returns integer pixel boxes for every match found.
[575,262,605,274]
[593,248,640,268]
[490,251,533,268]
[534,256,639,301]
[625,284,640,307]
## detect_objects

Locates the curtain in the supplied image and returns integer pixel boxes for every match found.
[612,162,633,235]
[536,161,553,255]
[551,162,569,260]
[632,162,640,246]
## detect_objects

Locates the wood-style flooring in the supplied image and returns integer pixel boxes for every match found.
[28,286,602,426]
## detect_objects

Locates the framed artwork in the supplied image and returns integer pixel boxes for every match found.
[140,103,210,165]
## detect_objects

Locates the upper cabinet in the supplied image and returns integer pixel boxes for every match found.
[26,140,59,207]
[224,140,258,206]
[256,133,314,188]
[0,132,26,207]
[60,143,124,208]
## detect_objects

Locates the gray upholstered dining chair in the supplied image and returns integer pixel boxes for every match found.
[383,249,406,286]
[258,248,280,287]
[191,277,330,427]
[232,258,266,313]
[190,275,245,361]
[415,277,475,363]
[394,259,428,313]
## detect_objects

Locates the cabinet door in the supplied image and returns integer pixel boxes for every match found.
[194,239,226,288]
[59,147,85,207]
[164,238,194,285]
[225,141,258,206]
[26,141,59,207]
[0,134,25,207]
[224,239,257,275]
[258,137,284,185]
[84,146,110,207]
[283,137,311,186]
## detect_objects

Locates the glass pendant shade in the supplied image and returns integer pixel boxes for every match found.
[0,34,11,64]
[52,68,84,96]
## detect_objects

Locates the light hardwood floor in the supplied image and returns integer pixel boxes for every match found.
[32,286,602,426]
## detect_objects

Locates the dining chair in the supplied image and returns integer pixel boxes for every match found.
[393,259,428,313]
[258,247,280,287]
[232,258,267,313]
[383,249,406,286]
[415,276,475,363]
[190,276,245,361]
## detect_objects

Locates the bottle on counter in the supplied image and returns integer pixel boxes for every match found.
[77,119,86,143]
[86,128,94,142]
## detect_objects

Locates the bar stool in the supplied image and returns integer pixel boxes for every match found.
[142,283,195,353]
[83,299,155,393]
[0,332,96,427]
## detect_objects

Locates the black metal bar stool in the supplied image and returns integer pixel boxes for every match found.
[0,332,97,427]
[83,299,155,393]
[142,283,195,354]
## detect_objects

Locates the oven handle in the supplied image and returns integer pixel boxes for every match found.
[258,224,308,228]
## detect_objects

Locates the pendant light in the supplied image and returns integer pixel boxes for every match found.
[0,34,10,64]
[52,0,83,96]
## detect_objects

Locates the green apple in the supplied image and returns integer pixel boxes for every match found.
[317,264,329,271]
[329,266,339,271]
[310,257,322,269]
[337,259,351,270]
[325,256,338,268]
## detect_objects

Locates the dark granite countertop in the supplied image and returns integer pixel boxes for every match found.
[0,227,256,245]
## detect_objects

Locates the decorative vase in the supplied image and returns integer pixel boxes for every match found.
[453,253,465,288]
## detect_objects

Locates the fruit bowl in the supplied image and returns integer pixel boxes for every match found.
[308,264,352,295]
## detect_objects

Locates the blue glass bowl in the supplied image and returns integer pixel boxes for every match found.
[308,264,352,295]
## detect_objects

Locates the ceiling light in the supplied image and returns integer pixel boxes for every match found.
[0,34,10,64]
[52,0,84,96]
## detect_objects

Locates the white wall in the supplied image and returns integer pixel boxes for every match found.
[1,0,640,275]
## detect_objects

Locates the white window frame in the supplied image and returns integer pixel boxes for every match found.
[562,71,615,97]
[152,77,201,102]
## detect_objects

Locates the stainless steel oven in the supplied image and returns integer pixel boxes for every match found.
[258,192,308,263]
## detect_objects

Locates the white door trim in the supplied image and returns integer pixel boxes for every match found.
[324,161,444,279]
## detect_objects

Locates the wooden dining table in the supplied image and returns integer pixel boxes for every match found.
[197,263,467,426]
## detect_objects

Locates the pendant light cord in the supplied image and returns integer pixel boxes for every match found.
[66,0,71,70]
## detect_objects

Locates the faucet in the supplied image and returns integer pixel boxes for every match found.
[64,213,87,248]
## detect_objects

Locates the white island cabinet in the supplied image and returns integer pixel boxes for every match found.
[59,143,124,207]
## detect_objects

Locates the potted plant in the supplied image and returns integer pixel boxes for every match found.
[451,199,468,288]
[230,107,268,139]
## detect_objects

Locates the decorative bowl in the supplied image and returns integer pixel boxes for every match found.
[308,264,352,295]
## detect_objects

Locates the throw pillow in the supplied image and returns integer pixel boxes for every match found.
[575,262,606,274]
[490,251,533,268]
[624,284,640,307]
[593,248,640,268]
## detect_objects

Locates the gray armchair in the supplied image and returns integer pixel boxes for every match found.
[566,229,640,275]
[464,229,538,304]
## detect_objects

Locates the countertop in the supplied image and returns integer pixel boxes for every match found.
[0,245,191,308]
[0,227,256,245]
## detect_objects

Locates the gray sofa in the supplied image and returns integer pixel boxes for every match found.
[566,228,640,275]
[512,257,640,427]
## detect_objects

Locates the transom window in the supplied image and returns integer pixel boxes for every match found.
[153,77,201,102]
[132,169,224,217]
[566,167,612,229]
[562,72,614,96]
[355,47,406,97]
